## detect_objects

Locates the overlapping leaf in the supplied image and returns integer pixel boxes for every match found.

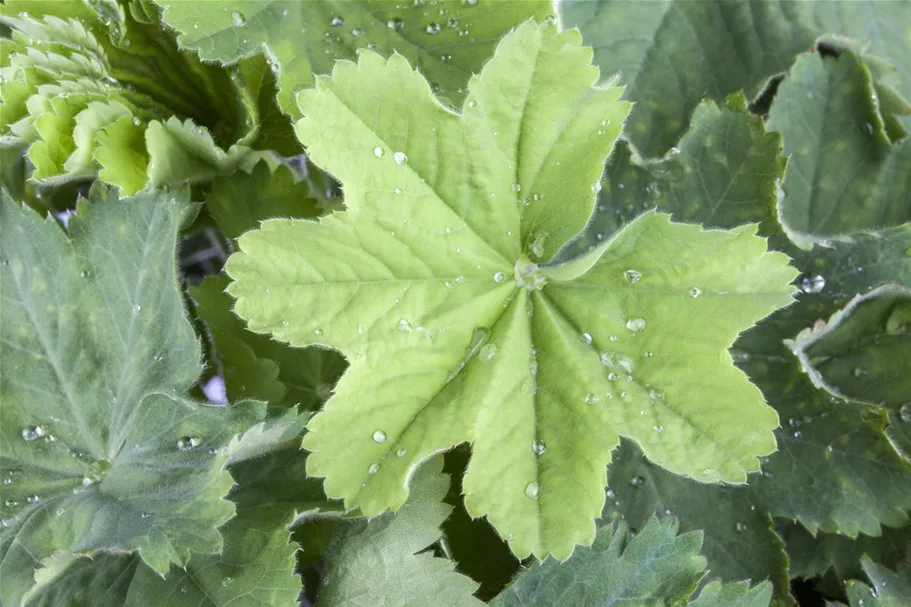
[226,21,797,560]
[0,0,260,193]
[0,189,264,605]
[491,517,773,607]
[155,0,552,114]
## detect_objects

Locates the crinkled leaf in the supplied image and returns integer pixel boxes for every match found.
[0,2,257,192]
[786,284,911,410]
[603,440,790,601]
[559,0,818,157]
[226,22,797,559]
[317,456,483,607]
[490,517,706,606]
[156,0,551,114]
[0,189,265,605]
[767,37,911,247]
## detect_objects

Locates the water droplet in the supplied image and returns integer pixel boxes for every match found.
[373,146,384,158]
[853,367,868,378]
[352,27,362,36]
[735,522,747,532]
[624,269,642,283]
[607,372,619,381]
[689,287,701,298]
[397,318,413,332]
[4,499,17,507]
[653,425,663,433]
[524,481,540,499]
[580,332,593,345]
[799,274,825,294]
[394,187,403,195]
[645,351,654,358]
[480,343,498,361]
[132,116,141,127]
[648,389,664,401]
[372,430,387,443]
[609,335,618,342]
[425,22,441,35]
[493,271,506,283]
[21,426,46,441]
[387,17,404,31]
[177,436,199,451]
[511,183,522,192]
[80,270,90,278]
[619,391,628,399]
[626,318,646,332]
[532,193,543,202]
[585,393,600,405]
[231,11,246,27]
[331,15,344,27]
[314,328,324,336]
[899,403,911,422]
[368,463,380,475]
[531,440,547,456]
[26,495,40,504]
[393,151,407,165]
[630,475,644,487]
[591,180,602,194]
[793,431,803,439]
[132,304,142,313]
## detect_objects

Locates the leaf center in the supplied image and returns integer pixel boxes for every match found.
[514,257,547,292]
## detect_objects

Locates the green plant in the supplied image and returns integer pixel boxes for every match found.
[1,1,909,606]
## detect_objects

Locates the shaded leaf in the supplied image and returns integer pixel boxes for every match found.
[156,0,552,114]
[846,554,911,607]
[226,22,797,559]
[490,517,706,606]
[603,440,790,601]
[0,189,264,604]
[767,37,911,247]
[317,456,483,607]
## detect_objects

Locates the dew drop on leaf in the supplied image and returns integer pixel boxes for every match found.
[480,343,498,361]
[132,304,142,313]
[524,481,540,499]
[393,151,407,165]
[387,17,404,32]
[396,448,407,457]
[372,430,387,443]
[231,11,246,27]
[21,426,46,441]
[735,522,747,532]
[799,274,825,294]
[689,287,701,298]
[580,332,593,345]
[493,271,506,283]
[899,403,911,422]
[584,393,600,405]
[397,318,413,332]
[607,372,618,381]
[177,436,198,451]
[331,15,344,27]
[373,146,384,158]
[511,183,522,192]
[626,318,646,332]
[623,269,642,283]
[648,389,664,401]
[367,463,380,475]
[531,440,547,456]
[630,475,644,487]
[394,187,403,195]
[653,425,663,433]
[425,22,441,35]
[26,495,40,504]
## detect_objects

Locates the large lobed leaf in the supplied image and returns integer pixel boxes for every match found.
[156,0,552,114]
[226,21,798,560]
[0,188,264,604]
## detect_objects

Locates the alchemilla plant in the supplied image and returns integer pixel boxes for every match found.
[1,1,909,606]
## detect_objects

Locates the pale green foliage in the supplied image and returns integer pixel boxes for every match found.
[226,21,797,560]
[155,0,551,114]
[0,189,264,605]
[0,1,258,193]
[317,457,483,607]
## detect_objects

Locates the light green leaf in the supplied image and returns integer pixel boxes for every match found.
[603,440,790,601]
[786,284,911,409]
[0,189,265,605]
[156,0,552,115]
[558,0,818,157]
[490,517,706,606]
[767,37,911,247]
[227,22,797,559]
[0,3,257,192]
[317,456,483,607]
